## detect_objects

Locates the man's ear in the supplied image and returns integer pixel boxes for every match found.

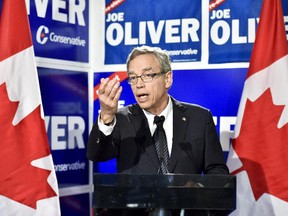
[165,71,173,88]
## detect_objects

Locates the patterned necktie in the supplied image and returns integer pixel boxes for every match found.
[153,116,169,174]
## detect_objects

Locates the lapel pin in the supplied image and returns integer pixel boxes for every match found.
[182,117,186,121]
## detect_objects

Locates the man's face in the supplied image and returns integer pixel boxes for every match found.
[128,54,172,115]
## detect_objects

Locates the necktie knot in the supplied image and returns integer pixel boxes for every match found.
[154,115,165,127]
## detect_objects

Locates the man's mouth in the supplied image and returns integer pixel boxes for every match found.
[137,93,149,102]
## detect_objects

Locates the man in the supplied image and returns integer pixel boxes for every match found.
[87,46,229,215]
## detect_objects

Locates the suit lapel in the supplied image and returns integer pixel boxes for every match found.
[129,105,160,170]
[169,99,189,172]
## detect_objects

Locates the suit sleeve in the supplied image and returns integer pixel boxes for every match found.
[204,110,230,175]
[86,122,118,162]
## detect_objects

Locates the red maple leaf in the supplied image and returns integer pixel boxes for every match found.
[232,88,288,201]
[0,83,57,208]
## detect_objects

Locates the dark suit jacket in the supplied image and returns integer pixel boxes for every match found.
[87,98,229,175]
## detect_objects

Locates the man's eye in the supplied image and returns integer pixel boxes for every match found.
[145,74,154,78]
[129,76,137,80]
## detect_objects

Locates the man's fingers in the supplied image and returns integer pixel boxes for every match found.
[99,77,119,96]
[98,78,109,95]
[99,77,122,114]
[113,86,122,101]
[109,80,121,98]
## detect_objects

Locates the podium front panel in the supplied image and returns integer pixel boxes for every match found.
[93,174,236,211]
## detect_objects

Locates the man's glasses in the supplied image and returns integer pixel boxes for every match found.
[127,71,166,85]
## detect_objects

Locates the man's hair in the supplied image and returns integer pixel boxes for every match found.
[126,46,172,73]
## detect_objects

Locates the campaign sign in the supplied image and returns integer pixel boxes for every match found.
[93,69,247,173]
[38,68,89,185]
[27,0,89,62]
[104,0,202,64]
[208,0,262,63]
[209,0,288,63]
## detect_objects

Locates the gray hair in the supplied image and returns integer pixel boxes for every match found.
[126,46,172,73]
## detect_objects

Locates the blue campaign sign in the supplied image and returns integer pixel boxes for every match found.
[104,0,202,64]
[209,0,262,63]
[38,68,89,185]
[93,68,247,172]
[103,0,288,65]
[27,0,89,62]
[209,0,288,63]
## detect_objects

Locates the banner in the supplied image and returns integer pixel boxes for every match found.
[38,68,89,186]
[27,0,89,62]
[0,0,60,215]
[103,0,288,65]
[104,0,202,64]
[208,0,262,63]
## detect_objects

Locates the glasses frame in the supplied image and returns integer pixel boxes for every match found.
[126,71,166,85]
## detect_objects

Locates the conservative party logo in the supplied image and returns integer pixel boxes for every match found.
[36,25,49,45]
[36,25,86,47]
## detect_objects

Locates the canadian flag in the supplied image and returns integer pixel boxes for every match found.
[0,0,61,215]
[227,0,288,215]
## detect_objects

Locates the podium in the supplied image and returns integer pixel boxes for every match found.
[93,173,236,215]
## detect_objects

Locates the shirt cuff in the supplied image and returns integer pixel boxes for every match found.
[98,115,116,136]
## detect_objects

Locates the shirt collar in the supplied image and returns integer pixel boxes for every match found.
[143,96,172,133]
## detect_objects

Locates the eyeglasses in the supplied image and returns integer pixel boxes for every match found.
[127,71,166,85]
